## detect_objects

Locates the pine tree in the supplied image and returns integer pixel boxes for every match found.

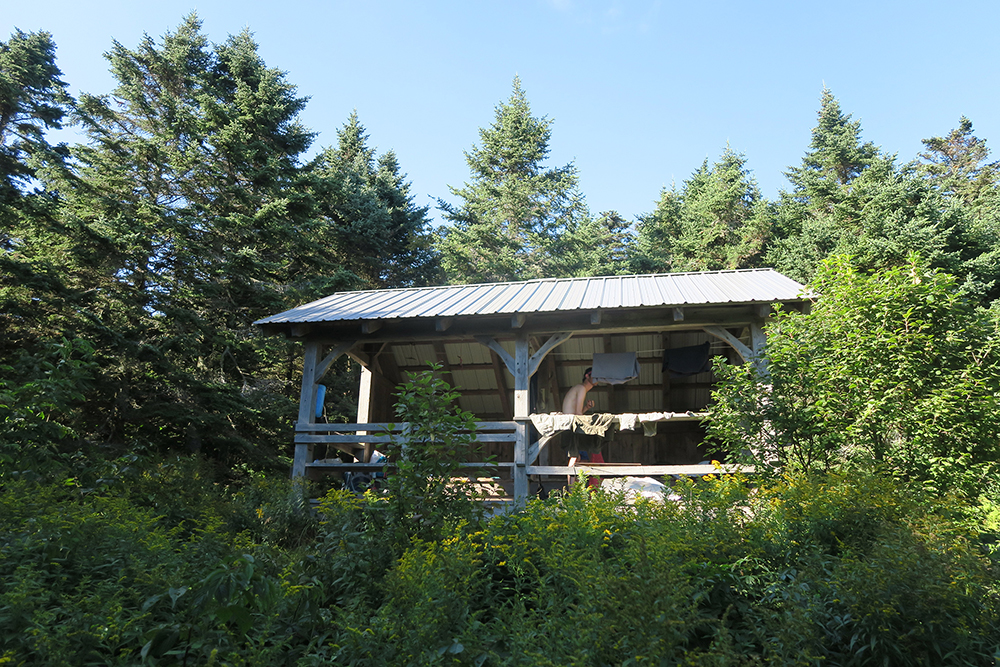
[312,111,439,288]
[574,210,636,276]
[436,76,588,283]
[918,116,999,208]
[46,16,347,458]
[635,148,771,272]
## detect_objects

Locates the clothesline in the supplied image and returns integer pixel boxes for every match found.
[546,341,735,358]
[529,411,708,438]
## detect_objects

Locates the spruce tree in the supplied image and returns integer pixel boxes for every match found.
[768,91,997,300]
[918,117,999,209]
[574,210,636,276]
[46,16,347,459]
[312,112,439,288]
[785,88,879,212]
[0,30,101,459]
[436,76,588,283]
[635,148,771,272]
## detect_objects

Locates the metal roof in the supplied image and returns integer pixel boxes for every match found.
[255,269,808,326]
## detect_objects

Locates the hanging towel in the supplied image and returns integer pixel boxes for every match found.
[571,413,617,437]
[591,352,640,385]
[639,412,670,437]
[662,342,712,377]
[530,413,575,437]
[617,413,639,431]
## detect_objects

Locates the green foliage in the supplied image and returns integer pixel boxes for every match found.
[312,111,440,289]
[2,451,998,665]
[384,364,488,543]
[573,210,637,276]
[436,76,589,283]
[0,337,96,464]
[918,116,1000,209]
[0,17,433,466]
[636,147,772,273]
[709,256,1000,495]
[0,28,69,214]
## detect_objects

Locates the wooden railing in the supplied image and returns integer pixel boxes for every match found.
[291,418,753,499]
[292,421,518,477]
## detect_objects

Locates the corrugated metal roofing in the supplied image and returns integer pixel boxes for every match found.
[255,269,807,326]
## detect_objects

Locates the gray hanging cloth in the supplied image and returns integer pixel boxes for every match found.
[591,352,640,385]
[662,342,712,377]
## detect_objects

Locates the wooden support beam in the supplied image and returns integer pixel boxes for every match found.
[474,335,515,375]
[290,324,312,338]
[314,340,357,384]
[661,331,672,412]
[526,432,558,466]
[756,304,771,318]
[511,313,526,329]
[703,326,752,363]
[361,320,382,334]
[528,464,754,476]
[347,348,370,367]
[513,334,530,419]
[377,345,403,387]
[673,307,684,321]
[490,350,513,420]
[750,320,769,377]
[590,311,602,325]
[527,332,573,377]
[435,317,454,332]
[513,333,530,505]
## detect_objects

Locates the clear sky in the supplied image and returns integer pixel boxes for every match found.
[7,0,999,225]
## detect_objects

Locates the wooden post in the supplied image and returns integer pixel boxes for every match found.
[513,333,530,505]
[292,341,321,479]
[357,366,375,463]
[750,320,768,378]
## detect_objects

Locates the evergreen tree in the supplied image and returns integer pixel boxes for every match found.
[312,112,439,288]
[784,88,879,214]
[0,30,100,460]
[1,28,75,344]
[436,76,588,283]
[768,91,997,300]
[574,210,636,276]
[635,148,771,272]
[917,117,1000,302]
[918,116,999,208]
[0,29,69,221]
[45,16,350,459]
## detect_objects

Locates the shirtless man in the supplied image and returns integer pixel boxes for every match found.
[562,367,595,415]
[561,367,603,484]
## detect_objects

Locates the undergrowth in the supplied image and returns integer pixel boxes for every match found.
[2,458,998,666]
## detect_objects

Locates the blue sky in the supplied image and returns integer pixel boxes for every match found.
[7,0,999,225]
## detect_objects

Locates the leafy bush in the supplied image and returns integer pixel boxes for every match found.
[710,256,1000,496]
[383,363,490,544]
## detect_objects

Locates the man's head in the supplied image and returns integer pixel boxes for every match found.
[583,367,592,383]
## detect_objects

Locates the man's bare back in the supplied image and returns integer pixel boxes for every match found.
[562,368,595,414]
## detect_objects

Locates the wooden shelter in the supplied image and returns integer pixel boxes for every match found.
[254,269,809,504]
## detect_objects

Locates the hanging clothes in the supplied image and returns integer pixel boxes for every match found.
[591,352,640,385]
[662,342,712,377]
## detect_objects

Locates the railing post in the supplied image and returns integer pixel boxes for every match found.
[292,342,321,479]
[513,333,530,505]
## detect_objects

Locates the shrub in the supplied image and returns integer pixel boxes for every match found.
[710,256,1000,496]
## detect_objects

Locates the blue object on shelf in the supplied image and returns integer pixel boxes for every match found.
[315,385,326,421]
